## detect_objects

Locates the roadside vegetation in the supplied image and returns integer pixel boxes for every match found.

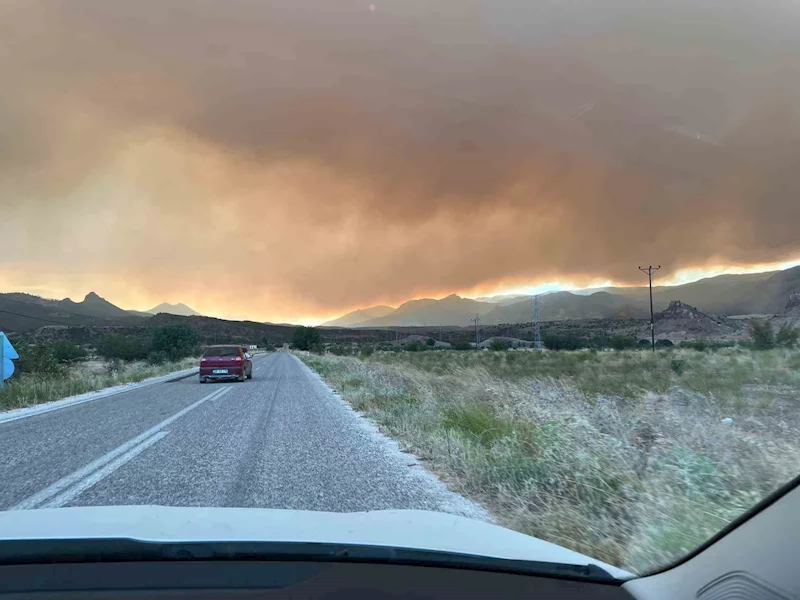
[299,343,800,574]
[0,324,202,411]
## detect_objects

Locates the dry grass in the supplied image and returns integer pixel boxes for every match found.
[300,348,800,574]
[0,357,198,411]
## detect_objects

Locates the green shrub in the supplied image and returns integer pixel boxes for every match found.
[405,340,427,352]
[670,357,687,375]
[489,339,510,351]
[15,344,66,377]
[97,334,149,361]
[543,333,584,351]
[443,404,515,447]
[681,339,709,352]
[147,350,168,365]
[329,345,353,356]
[426,337,435,347]
[52,340,88,363]
[292,326,322,351]
[748,320,775,350]
[609,336,637,350]
[655,339,674,348]
[453,341,473,351]
[360,344,375,357]
[105,357,124,375]
[776,324,799,348]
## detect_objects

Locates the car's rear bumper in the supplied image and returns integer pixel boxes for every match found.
[199,366,245,380]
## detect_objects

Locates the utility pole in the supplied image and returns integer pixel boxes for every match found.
[471,314,481,347]
[532,295,543,350]
[638,265,661,352]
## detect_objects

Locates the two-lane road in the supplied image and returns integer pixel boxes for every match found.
[0,352,485,518]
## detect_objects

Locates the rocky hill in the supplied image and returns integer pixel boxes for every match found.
[653,300,741,342]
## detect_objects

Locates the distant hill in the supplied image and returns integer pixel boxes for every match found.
[0,291,145,332]
[147,302,201,317]
[353,294,493,327]
[483,291,649,324]
[64,291,130,318]
[322,305,394,327]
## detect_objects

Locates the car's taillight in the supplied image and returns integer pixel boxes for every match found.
[233,356,242,361]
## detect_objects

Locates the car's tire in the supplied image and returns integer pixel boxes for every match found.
[247,367,253,380]
[238,370,246,382]
[200,376,207,384]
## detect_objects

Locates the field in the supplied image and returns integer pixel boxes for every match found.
[300,347,800,574]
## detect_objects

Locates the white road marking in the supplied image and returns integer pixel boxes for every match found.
[40,431,170,509]
[11,386,232,510]
[0,368,199,425]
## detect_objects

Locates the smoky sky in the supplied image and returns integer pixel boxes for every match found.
[1,0,800,321]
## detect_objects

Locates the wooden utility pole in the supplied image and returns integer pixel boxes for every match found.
[638,265,661,352]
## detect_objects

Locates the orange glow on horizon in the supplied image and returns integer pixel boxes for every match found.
[2,256,800,327]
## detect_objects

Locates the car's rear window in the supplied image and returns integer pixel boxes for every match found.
[203,347,240,358]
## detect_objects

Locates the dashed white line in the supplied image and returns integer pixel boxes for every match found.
[12,386,232,510]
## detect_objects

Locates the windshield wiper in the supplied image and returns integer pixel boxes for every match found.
[0,538,617,583]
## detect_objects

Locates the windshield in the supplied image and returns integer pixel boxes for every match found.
[203,347,241,358]
[1,0,799,579]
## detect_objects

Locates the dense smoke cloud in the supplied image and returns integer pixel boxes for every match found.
[1,0,799,321]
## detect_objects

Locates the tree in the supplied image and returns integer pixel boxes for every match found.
[776,324,799,348]
[426,337,435,347]
[453,341,472,351]
[405,340,426,352]
[748,320,775,350]
[293,326,322,351]
[151,324,199,360]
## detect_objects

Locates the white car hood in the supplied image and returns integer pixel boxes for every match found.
[0,506,631,579]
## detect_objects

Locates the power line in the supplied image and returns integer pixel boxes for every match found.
[0,308,78,327]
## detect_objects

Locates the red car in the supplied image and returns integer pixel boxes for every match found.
[199,345,253,383]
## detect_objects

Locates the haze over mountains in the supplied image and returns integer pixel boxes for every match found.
[2,266,799,334]
[323,267,800,328]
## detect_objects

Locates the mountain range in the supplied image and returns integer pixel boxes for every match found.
[2,265,799,334]
[323,266,800,327]
[0,292,201,333]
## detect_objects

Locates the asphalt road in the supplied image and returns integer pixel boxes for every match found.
[0,351,485,517]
